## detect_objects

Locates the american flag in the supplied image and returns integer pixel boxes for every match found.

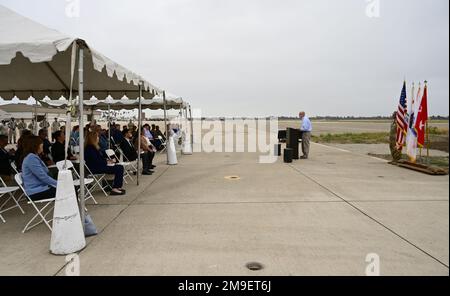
[396,81,408,150]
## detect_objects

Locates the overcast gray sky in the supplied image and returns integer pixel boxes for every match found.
[1,0,448,117]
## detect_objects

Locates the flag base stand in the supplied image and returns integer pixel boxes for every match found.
[389,160,448,176]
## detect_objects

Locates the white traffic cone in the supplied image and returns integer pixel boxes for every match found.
[167,135,178,165]
[182,132,193,155]
[50,170,86,255]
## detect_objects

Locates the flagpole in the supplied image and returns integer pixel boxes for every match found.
[425,81,430,165]
[416,82,423,163]
[426,121,430,165]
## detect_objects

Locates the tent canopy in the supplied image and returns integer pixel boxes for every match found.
[0,104,67,115]
[39,96,188,111]
[0,5,161,101]
[0,98,101,115]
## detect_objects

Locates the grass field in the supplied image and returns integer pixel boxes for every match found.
[310,126,449,153]
[278,119,449,136]
[312,132,390,144]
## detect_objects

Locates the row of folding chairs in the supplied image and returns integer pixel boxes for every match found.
[0,176,25,224]
[1,161,102,232]
[0,172,55,232]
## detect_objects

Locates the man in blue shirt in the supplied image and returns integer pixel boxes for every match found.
[299,111,312,159]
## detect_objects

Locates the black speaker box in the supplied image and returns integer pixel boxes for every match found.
[286,128,300,159]
[284,148,293,163]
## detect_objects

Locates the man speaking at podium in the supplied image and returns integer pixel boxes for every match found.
[299,111,312,159]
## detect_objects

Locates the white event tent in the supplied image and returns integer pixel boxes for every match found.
[0,5,178,227]
[40,96,194,155]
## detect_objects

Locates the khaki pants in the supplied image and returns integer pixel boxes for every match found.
[301,131,311,158]
[8,129,16,144]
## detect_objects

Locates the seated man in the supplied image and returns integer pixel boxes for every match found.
[51,131,76,163]
[70,125,80,147]
[155,126,165,140]
[137,132,156,175]
[153,126,165,150]
[150,124,157,138]
[120,129,138,162]
[121,129,154,176]
[112,124,125,147]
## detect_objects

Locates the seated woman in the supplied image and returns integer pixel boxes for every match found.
[84,131,125,196]
[15,129,33,171]
[21,136,58,201]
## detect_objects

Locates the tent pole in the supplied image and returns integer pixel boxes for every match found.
[34,101,38,135]
[163,91,168,164]
[137,83,142,185]
[179,102,182,132]
[78,47,86,232]
[108,104,111,149]
[184,105,188,145]
[189,105,194,151]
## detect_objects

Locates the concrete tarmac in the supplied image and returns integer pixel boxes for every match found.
[0,143,448,276]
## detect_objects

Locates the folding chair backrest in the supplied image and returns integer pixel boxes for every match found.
[84,163,97,177]
[116,147,130,163]
[0,176,8,188]
[14,174,28,200]
[11,162,19,174]
[56,160,74,171]
[14,173,23,186]
[105,149,116,159]
[48,146,53,162]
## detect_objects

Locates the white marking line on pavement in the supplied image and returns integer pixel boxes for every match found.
[311,142,389,163]
[312,142,351,153]
[288,164,450,269]
[369,156,389,163]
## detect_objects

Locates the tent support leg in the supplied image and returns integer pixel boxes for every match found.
[189,105,194,151]
[78,47,86,232]
[137,83,142,186]
[108,104,111,149]
[163,91,169,165]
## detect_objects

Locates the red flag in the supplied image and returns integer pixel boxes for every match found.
[414,84,428,147]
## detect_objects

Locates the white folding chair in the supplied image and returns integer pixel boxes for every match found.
[158,136,167,153]
[0,176,25,223]
[116,146,138,172]
[55,161,98,205]
[48,146,53,162]
[105,149,133,183]
[15,174,55,233]
[73,146,80,154]
[9,162,26,204]
[84,164,111,197]
[10,162,19,175]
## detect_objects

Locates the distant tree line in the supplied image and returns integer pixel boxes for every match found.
[276,115,449,121]
[194,116,449,121]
